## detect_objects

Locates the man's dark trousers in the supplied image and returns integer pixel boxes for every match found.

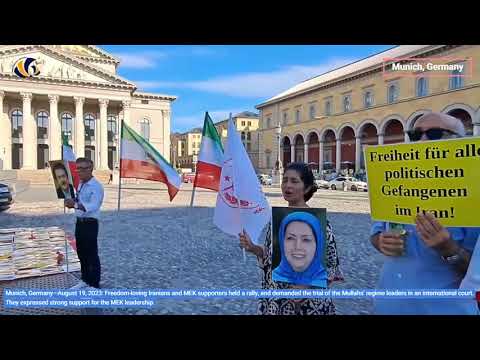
[75,218,101,288]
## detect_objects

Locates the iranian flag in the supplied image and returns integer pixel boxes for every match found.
[120,122,181,201]
[213,114,271,245]
[193,112,224,191]
[62,136,79,190]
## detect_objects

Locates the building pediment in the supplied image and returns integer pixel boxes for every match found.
[0,45,134,88]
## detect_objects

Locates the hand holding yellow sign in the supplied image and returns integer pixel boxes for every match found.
[365,137,480,226]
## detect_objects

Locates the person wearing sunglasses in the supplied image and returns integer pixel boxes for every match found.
[370,112,480,315]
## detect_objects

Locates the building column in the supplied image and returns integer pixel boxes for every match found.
[20,92,36,170]
[99,99,109,170]
[290,144,295,162]
[335,138,341,173]
[48,95,61,161]
[0,91,12,170]
[355,136,361,172]
[473,110,480,136]
[404,131,410,143]
[304,143,308,164]
[121,100,131,128]
[318,141,324,173]
[162,110,171,162]
[378,133,384,145]
[74,96,85,158]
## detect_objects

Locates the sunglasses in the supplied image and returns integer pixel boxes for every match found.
[406,128,458,142]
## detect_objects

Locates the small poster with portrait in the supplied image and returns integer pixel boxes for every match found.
[272,207,328,288]
[49,160,75,200]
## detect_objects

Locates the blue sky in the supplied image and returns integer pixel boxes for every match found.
[100,45,393,133]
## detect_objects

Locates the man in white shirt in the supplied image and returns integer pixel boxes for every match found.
[65,157,104,289]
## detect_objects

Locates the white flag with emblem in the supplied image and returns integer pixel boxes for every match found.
[213,114,271,245]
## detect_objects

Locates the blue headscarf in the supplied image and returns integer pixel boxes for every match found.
[272,211,327,288]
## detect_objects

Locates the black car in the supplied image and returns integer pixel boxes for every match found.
[0,183,14,210]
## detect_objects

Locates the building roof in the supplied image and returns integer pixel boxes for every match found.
[256,45,443,108]
[214,111,259,126]
[133,91,177,101]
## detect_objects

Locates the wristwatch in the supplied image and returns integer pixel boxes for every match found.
[441,251,462,265]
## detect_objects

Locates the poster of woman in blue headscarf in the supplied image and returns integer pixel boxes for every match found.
[272,207,328,288]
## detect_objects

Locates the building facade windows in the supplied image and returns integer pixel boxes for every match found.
[325,100,332,115]
[295,109,301,123]
[364,91,373,108]
[388,83,399,103]
[283,112,288,125]
[309,104,316,119]
[266,117,271,128]
[343,95,352,112]
[449,64,464,89]
[107,115,117,142]
[141,118,150,140]
[11,109,23,139]
[36,111,49,139]
[84,114,95,141]
[61,112,73,140]
[416,77,428,97]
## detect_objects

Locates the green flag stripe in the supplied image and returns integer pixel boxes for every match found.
[202,112,224,152]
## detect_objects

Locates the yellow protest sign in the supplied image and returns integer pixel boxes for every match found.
[364,137,480,226]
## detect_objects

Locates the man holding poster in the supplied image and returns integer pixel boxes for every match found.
[368,112,480,315]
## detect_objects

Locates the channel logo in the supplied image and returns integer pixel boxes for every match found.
[13,57,41,78]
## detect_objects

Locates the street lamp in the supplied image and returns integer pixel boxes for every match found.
[276,123,282,170]
[272,123,282,186]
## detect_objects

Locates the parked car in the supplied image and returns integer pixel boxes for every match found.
[258,174,272,186]
[328,176,368,191]
[0,183,14,210]
[314,175,330,189]
[182,173,196,183]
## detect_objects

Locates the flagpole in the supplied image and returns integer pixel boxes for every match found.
[114,120,124,292]
[61,137,71,276]
[227,112,246,262]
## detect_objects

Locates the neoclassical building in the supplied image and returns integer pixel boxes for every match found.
[0,45,176,173]
[256,45,480,174]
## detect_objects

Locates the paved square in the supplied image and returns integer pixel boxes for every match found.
[0,183,382,315]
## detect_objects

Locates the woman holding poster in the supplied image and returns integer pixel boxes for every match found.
[239,162,344,315]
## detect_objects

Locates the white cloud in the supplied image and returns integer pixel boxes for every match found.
[114,51,167,69]
[133,57,357,98]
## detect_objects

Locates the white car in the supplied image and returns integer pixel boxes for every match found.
[315,178,330,189]
[328,176,368,191]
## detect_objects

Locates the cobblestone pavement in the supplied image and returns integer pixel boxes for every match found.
[0,183,383,315]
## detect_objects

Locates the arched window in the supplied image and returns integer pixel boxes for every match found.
[84,114,96,141]
[61,113,73,140]
[309,104,316,119]
[107,115,117,142]
[36,111,49,139]
[140,118,150,140]
[416,77,428,97]
[343,95,351,112]
[388,84,399,103]
[364,91,373,108]
[11,109,23,138]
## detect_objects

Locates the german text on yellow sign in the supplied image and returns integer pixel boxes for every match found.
[365,137,480,226]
